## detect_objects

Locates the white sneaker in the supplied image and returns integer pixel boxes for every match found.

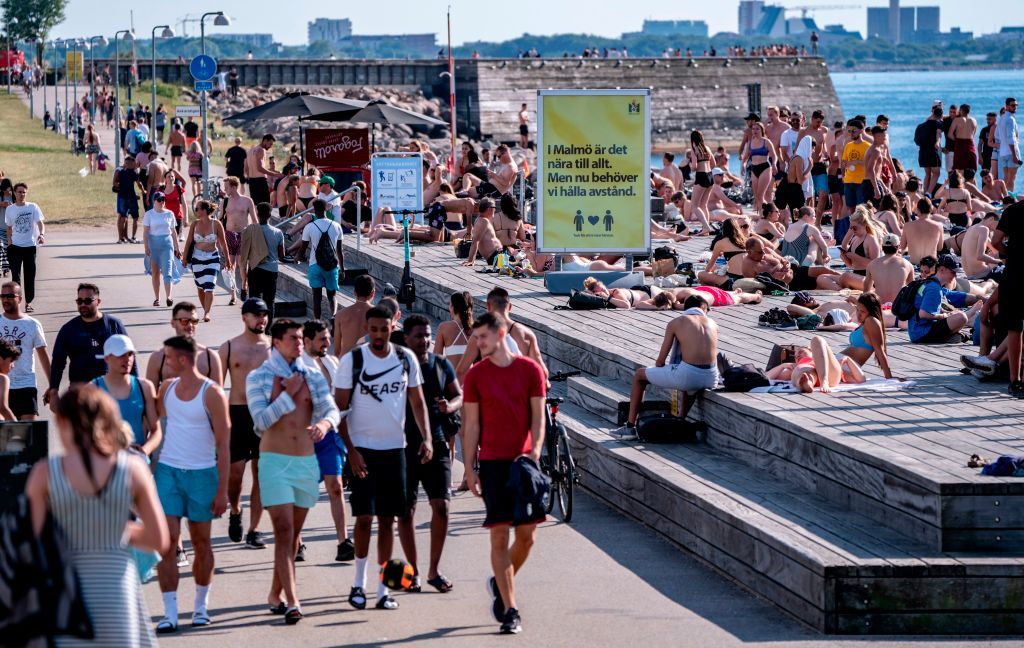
[960,354,997,375]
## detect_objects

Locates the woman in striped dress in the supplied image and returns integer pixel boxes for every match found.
[24,384,169,647]
[185,199,231,322]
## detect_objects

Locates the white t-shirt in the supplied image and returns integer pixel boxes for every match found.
[334,344,423,450]
[998,112,1019,157]
[794,136,814,197]
[302,218,343,260]
[317,190,343,221]
[780,129,798,160]
[0,314,46,389]
[5,202,43,248]
[142,208,176,236]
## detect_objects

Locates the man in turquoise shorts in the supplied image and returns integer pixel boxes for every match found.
[292,199,344,320]
[246,318,340,625]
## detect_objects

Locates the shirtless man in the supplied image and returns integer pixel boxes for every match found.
[622,295,719,435]
[863,126,896,203]
[455,287,549,384]
[334,275,375,357]
[948,104,978,171]
[708,171,744,216]
[863,233,915,304]
[517,103,529,149]
[246,318,340,623]
[222,177,258,303]
[246,134,278,207]
[957,213,1003,279]
[900,199,945,265]
[799,110,832,220]
[979,169,1009,203]
[218,298,273,548]
[827,120,847,224]
[461,198,504,267]
[166,123,186,173]
[488,145,518,195]
[764,106,789,161]
[146,154,170,205]
[146,302,223,390]
[660,153,684,190]
[742,238,840,290]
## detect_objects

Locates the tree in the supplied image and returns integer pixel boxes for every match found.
[2,0,68,65]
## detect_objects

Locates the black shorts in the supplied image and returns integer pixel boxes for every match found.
[406,440,452,504]
[918,148,941,168]
[479,459,543,528]
[519,124,528,136]
[1000,279,1024,332]
[350,448,407,517]
[915,317,956,343]
[775,180,806,212]
[229,404,260,463]
[694,172,713,188]
[827,174,843,195]
[789,264,818,291]
[249,177,271,206]
[8,387,37,418]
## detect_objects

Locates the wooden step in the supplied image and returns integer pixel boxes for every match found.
[559,402,1024,635]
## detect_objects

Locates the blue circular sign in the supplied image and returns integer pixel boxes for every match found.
[189,55,217,82]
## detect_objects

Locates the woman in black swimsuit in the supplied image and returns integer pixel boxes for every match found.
[939,170,971,229]
[697,217,752,287]
[688,130,715,236]
[741,122,778,211]
[839,205,882,291]
[755,202,786,242]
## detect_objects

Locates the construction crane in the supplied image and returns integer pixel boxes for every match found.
[785,4,862,19]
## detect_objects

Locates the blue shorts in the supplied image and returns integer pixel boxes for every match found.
[307,263,340,291]
[314,430,347,478]
[259,452,320,509]
[812,173,828,195]
[117,195,140,219]
[999,152,1021,171]
[154,463,219,523]
[843,183,867,209]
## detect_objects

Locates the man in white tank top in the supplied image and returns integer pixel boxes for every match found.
[153,335,230,634]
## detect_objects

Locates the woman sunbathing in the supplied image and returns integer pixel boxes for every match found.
[767,337,866,393]
[583,278,762,310]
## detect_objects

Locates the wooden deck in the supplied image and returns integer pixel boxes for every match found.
[279,233,1024,634]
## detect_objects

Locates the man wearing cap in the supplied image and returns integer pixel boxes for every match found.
[222,177,258,304]
[708,170,744,217]
[908,254,984,344]
[218,298,272,549]
[0,280,51,420]
[93,334,161,458]
[316,175,343,222]
[864,233,915,305]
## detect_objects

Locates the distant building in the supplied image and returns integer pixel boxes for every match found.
[738,1,766,36]
[213,33,275,48]
[865,2,943,42]
[739,2,819,38]
[346,34,436,56]
[638,20,709,38]
[899,7,916,43]
[916,6,940,33]
[985,26,1024,41]
[821,24,863,41]
[308,18,353,44]
[866,7,889,39]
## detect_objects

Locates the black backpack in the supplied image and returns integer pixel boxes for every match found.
[565,289,610,310]
[891,277,936,321]
[313,220,339,271]
[722,363,770,392]
[913,121,931,148]
[351,345,410,403]
[636,411,701,444]
[423,355,461,439]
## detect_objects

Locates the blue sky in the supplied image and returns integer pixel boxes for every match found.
[45,1,1020,46]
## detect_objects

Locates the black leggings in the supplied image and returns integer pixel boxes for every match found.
[8,245,37,303]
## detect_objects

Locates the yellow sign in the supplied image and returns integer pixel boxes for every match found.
[536,90,651,253]
[64,51,84,82]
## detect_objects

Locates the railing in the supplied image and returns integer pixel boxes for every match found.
[276,185,364,252]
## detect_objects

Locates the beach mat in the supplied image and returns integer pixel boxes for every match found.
[749,378,917,394]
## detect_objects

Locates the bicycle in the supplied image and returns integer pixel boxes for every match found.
[191,176,224,217]
[540,370,581,522]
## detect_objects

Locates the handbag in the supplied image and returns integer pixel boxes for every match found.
[635,412,700,444]
[721,364,770,392]
[453,238,472,259]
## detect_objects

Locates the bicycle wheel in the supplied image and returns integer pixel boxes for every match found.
[556,427,574,522]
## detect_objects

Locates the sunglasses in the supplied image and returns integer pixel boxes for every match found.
[154,197,165,202]
[176,317,199,325]
[740,224,750,230]
[0,293,18,299]
[75,297,97,305]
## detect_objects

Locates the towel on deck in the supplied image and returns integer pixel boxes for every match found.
[749,378,916,394]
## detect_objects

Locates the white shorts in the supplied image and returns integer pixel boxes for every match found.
[645,363,719,394]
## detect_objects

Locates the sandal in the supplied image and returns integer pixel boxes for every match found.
[349,586,367,610]
[406,575,422,593]
[192,611,211,627]
[166,298,173,307]
[284,607,303,625]
[427,575,453,593]
[229,297,236,306]
[153,299,160,307]
[967,454,989,469]
[155,618,177,634]
[269,602,287,615]
[375,595,399,610]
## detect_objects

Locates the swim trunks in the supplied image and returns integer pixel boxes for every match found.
[259,452,320,509]
[225,230,242,256]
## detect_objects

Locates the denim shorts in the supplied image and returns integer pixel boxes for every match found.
[154,463,219,522]
[307,263,340,291]
[117,195,140,219]
[843,182,867,209]
[999,152,1021,171]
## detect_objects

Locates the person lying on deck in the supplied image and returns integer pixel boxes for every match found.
[766,338,866,393]
[583,278,762,310]
[741,238,842,291]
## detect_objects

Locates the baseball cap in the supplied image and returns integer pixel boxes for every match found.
[241,297,269,315]
[936,254,960,271]
[745,112,761,121]
[883,232,900,247]
[826,308,851,326]
[711,168,724,176]
[152,191,166,202]
[318,175,335,187]
[103,334,136,357]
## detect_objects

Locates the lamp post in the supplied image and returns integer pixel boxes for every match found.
[51,39,60,132]
[88,35,107,123]
[151,25,173,132]
[61,39,69,139]
[71,39,82,136]
[4,16,16,95]
[199,11,230,197]
[113,29,133,169]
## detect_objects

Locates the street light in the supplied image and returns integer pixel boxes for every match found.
[151,25,173,132]
[60,39,69,139]
[88,35,107,123]
[113,29,133,169]
[50,39,60,131]
[199,11,230,196]
[4,16,16,94]
[71,38,83,139]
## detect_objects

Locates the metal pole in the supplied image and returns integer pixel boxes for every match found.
[5,23,10,95]
[72,41,79,139]
[151,28,157,131]
[114,34,121,168]
[52,42,58,131]
[63,42,69,138]
[447,9,456,179]
[89,37,98,123]
[200,16,208,196]
[42,41,48,124]
[355,186,362,251]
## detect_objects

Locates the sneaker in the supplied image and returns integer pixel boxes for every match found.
[176,547,189,567]
[612,424,637,441]
[1010,382,1024,399]
[245,530,266,549]
[239,289,248,301]
[499,608,522,634]
[228,513,243,543]
[294,543,307,562]
[335,538,355,562]
[961,354,997,375]
[487,576,504,623]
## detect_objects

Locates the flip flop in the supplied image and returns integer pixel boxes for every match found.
[191,611,211,627]
[155,618,177,634]
[349,586,367,610]
[406,575,422,593]
[427,575,453,593]
[284,608,303,625]
[269,602,287,615]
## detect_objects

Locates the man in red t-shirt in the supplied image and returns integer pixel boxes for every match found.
[462,312,545,635]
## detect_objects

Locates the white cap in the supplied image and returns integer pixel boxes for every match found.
[711,167,725,176]
[883,232,900,247]
[826,309,851,325]
[103,334,136,357]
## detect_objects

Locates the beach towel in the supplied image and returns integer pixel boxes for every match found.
[142,254,185,284]
[749,378,916,394]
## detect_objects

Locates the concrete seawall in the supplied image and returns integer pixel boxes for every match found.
[103,56,842,148]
